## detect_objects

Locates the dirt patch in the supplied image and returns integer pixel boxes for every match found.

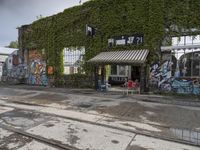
[30,93,68,101]
[96,102,200,129]
[77,103,92,108]
[0,109,50,129]
[97,102,154,120]
[0,133,32,149]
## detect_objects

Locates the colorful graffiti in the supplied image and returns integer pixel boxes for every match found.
[172,78,200,95]
[1,50,28,83]
[150,60,173,91]
[159,60,173,91]
[149,63,160,86]
[27,59,48,86]
[150,60,200,95]
[27,49,48,86]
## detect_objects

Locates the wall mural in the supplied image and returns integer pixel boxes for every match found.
[150,60,200,95]
[159,60,173,91]
[150,60,173,91]
[149,63,160,87]
[2,51,28,83]
[27,50,48,86]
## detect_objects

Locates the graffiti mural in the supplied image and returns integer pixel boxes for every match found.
[171,78,193,94]
[159,60,173,91]
[2,50,28,83]
[150,60,200,95]
[27,60,48,86]
[150,60,173,91]
[27,49,48,86]
[171,78,200,95]
[149,63,159,85]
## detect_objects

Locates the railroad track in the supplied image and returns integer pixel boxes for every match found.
[0,124,79,150]
[0,101,199,148]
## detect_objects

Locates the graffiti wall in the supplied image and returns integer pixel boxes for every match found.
[150,60,173,91]
[2,50,28,83]
[171,78,200,94]
[27,50,48,86]
[150,60,200,95]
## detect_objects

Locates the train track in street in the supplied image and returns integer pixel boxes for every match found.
[0,100,200,149]
[0,124,80,150]
[0,94,200,150]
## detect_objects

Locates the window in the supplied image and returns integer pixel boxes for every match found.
[110,65,117,75]
[63,47,85,74]
[119,65,126,75]
[173,50,200,77]
[172,35,200,46]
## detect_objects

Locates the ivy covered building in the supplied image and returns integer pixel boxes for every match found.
[17,0,200,94]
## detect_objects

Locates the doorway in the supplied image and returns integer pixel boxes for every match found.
[131,66,140,82]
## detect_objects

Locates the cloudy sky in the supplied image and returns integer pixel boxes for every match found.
[0,0,89,47]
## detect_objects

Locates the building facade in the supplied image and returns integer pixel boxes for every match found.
[17,0,200,94]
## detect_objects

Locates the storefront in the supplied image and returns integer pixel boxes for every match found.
[88,49,149,93]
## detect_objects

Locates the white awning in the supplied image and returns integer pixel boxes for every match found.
[88,49,149,64]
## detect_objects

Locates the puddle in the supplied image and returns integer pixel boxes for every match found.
[0,109,50,129]
[170,128,200,145]
[77,103,92,108]
[101,99,112,102]
[111,140,119,144]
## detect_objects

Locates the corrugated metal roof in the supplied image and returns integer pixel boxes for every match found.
[88,49,149,64]
[0,47,18,55]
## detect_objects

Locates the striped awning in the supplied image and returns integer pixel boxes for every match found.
[88,49,149,64]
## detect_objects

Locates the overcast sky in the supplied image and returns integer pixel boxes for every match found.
[0,0,89,47]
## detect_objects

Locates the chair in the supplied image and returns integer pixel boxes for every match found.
[98,80,111,92]
[123,80,140,95]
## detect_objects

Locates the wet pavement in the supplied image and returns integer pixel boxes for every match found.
[0,85,200,150]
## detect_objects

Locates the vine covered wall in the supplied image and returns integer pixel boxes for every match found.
[20,0,200,78]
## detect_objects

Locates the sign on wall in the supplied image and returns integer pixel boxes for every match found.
[108,34,144,47]
[47,66,54,75]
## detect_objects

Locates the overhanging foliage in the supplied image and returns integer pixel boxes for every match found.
[20,0,200,77]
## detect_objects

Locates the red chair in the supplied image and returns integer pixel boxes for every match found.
[127,80,134,89]
[124,80,140,95]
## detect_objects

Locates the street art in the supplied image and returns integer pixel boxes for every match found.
[150,60,173,91]
[159,60,173,91]
[27,59,48,86]
[171,78,193,94]
[2,57,28,83]
[150,60,200,95]
[171,78,200,95]
[149,63,160,88]
[150,63,159,82]
[27,49,48,86]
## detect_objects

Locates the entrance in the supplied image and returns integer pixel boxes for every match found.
[131,66,140,82]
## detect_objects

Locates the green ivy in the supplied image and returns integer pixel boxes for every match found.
[20,0,200,78]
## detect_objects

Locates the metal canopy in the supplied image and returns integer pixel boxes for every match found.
[88,49,149,65]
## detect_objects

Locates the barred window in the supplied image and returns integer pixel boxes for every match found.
[63,47,85,74]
